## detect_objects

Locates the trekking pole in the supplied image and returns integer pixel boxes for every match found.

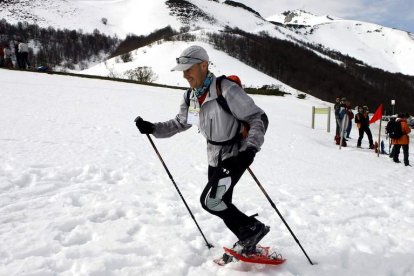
[145,134,214,249]
[247,167,315,265]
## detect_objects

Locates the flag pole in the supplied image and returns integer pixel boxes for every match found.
[377,117,382,157]
[369,104,383,157]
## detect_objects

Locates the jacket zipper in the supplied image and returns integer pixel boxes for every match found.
[210,118,213,140]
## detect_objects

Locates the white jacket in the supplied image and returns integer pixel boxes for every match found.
[18,42,29,53]
[152,75,268,167]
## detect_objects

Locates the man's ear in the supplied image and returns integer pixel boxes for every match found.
[201,61,209,71]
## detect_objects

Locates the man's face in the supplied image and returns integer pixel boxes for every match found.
[183,61,208,89]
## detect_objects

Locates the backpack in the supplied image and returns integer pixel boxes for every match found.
[386,119,403,139]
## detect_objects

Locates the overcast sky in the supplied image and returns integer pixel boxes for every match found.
[236,0,414,33]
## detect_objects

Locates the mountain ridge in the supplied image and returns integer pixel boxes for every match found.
[1,0,413,76]
[1,0,413,113]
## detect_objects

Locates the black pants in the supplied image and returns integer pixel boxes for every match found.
[335,117,340,136]
[200,157,255,240]
[20,52,30,69]
[357,126,373,147]
[15,52,22,69]
[392,144,409,165]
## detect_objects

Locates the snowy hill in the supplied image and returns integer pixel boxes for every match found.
[0,0,182,38]
[1,0,414,76]
[1,69,413,275]
[267,10,414,76]
[267,10,339,26]
[81,40,297,90]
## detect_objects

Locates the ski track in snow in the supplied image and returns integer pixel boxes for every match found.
[0,69,413,276]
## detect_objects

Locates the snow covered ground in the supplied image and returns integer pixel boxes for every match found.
[0,69,413,276]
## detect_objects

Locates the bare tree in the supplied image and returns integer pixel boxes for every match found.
[124,66,158,83]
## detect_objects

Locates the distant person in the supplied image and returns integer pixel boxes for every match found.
[3,45,14,69]
[391,113,411,166]
[335,97,348,146]
[408,114,414,129]
[334,97,341,139]
[14,40,22,69]
[18,41,30,69]
[386,116,397,158]
[134,45,270,262]
[0,44,4,67]
[345,100,354,138]
[355,105,374,149]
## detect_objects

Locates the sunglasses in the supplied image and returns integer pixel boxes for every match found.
[176,56,204,64]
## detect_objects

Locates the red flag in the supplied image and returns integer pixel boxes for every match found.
[369,104,383,124]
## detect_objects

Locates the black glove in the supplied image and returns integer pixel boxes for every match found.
[135,116,154,134]
[237,147,257,169]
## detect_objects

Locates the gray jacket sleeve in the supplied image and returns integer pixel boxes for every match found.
[222,81,267,151]
[152,92,192,138]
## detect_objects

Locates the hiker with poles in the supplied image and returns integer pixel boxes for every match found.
[134,45,314,265]
[135,44,269,250]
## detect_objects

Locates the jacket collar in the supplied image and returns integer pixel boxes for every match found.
[201,75,219,105]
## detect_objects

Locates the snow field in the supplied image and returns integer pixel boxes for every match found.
[0,69,413,275]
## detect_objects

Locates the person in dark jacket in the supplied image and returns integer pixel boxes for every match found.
[355,106,374,149]
[387,116,397,158]
[14,40,22,69]
[0,44,4,68]
[134,45,270,258]
[18,41,30,69]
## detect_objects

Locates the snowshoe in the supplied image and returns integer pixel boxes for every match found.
[223,245,286,266]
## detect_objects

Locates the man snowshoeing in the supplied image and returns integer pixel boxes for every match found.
[135,45,269,261]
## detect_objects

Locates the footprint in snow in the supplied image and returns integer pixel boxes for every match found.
[55,225,92,247]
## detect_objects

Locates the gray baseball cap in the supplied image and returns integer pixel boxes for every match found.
[171,45,209,71]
